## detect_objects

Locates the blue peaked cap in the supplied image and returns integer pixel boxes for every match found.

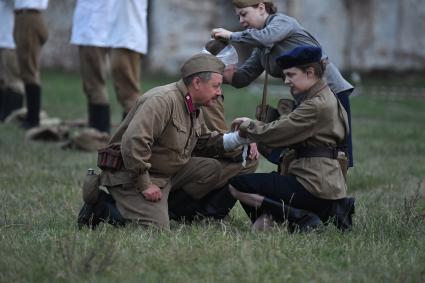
[275,46,322,69]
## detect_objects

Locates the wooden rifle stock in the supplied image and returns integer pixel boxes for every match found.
[260,71,269,122]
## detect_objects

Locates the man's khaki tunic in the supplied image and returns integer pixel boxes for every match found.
[239,80,349,200]
[100,80,223,229]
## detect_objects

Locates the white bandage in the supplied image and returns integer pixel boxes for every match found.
[241,144,248,167]
[223,132,250,151]
[201,44,238,67]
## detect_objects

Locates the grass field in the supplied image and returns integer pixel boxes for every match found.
[1,71,424,283]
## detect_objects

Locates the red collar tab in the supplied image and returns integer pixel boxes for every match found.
[184,93,196,114]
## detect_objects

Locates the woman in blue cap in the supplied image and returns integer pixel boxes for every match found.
[212,0,355,168]
[228,46,355,232]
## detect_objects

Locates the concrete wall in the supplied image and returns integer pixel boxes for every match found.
[42,0,77,71]
[40,0,425,73]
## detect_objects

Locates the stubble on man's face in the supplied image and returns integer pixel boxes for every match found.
[197,73,223,107]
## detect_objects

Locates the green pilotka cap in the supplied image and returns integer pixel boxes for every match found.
[232,0,273,8]
[181,53,225,78]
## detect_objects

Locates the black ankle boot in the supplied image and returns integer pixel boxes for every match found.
[21,84,41,129]
[77,191,126,229]
[261,197,322,232]
[168,190,200,222]
[0,89,23,121]
[88,103,110,133]
[197,185,237,219]
[77,203,100,229]
[326,197,355,231]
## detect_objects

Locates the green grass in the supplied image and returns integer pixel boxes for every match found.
[1,70,424,283]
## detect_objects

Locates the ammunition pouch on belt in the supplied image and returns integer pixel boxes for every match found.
[279,146,348,180]
[97,143,123,171]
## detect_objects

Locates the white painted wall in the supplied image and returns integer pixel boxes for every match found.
[40,0,425,73]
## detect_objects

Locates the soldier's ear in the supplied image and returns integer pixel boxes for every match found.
[192,76,203,90]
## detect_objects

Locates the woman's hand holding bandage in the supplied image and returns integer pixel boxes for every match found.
[231,117,251,134]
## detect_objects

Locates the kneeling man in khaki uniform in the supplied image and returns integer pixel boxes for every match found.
[168,40,259,221]
[78,54,249,230]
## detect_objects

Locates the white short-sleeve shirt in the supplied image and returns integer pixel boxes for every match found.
[14,0,49,10]
[71,0,148,54]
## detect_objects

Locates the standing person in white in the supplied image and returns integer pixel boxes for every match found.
[13,0,49,129]
[0,0,25,121]
[71,0,149,134]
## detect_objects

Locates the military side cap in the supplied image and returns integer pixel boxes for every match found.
[61,128,110,152]
[275,46,322,69]
[181,53,225,78]
[232,0,273,8]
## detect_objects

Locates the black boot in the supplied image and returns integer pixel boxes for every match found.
[261,197,322,232]
[77,203,100,229]
[0,89,23,121]
[168,190,200,222]
[325,197,355,231]
[88,103,111,133]
[21,84,41,129]
[95,191,126,227]
[77,191,126,229]
[197,185,237,219]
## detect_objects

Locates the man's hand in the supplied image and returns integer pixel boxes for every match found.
[248,143,260,160]
[211,28,232,41]
[142,184,162,202]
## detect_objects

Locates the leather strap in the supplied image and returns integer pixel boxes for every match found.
[260,53,270,122]
[296,147,338,159]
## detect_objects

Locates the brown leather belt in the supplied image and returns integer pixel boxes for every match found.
[296,147,339,159]
[15,9,40,15]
